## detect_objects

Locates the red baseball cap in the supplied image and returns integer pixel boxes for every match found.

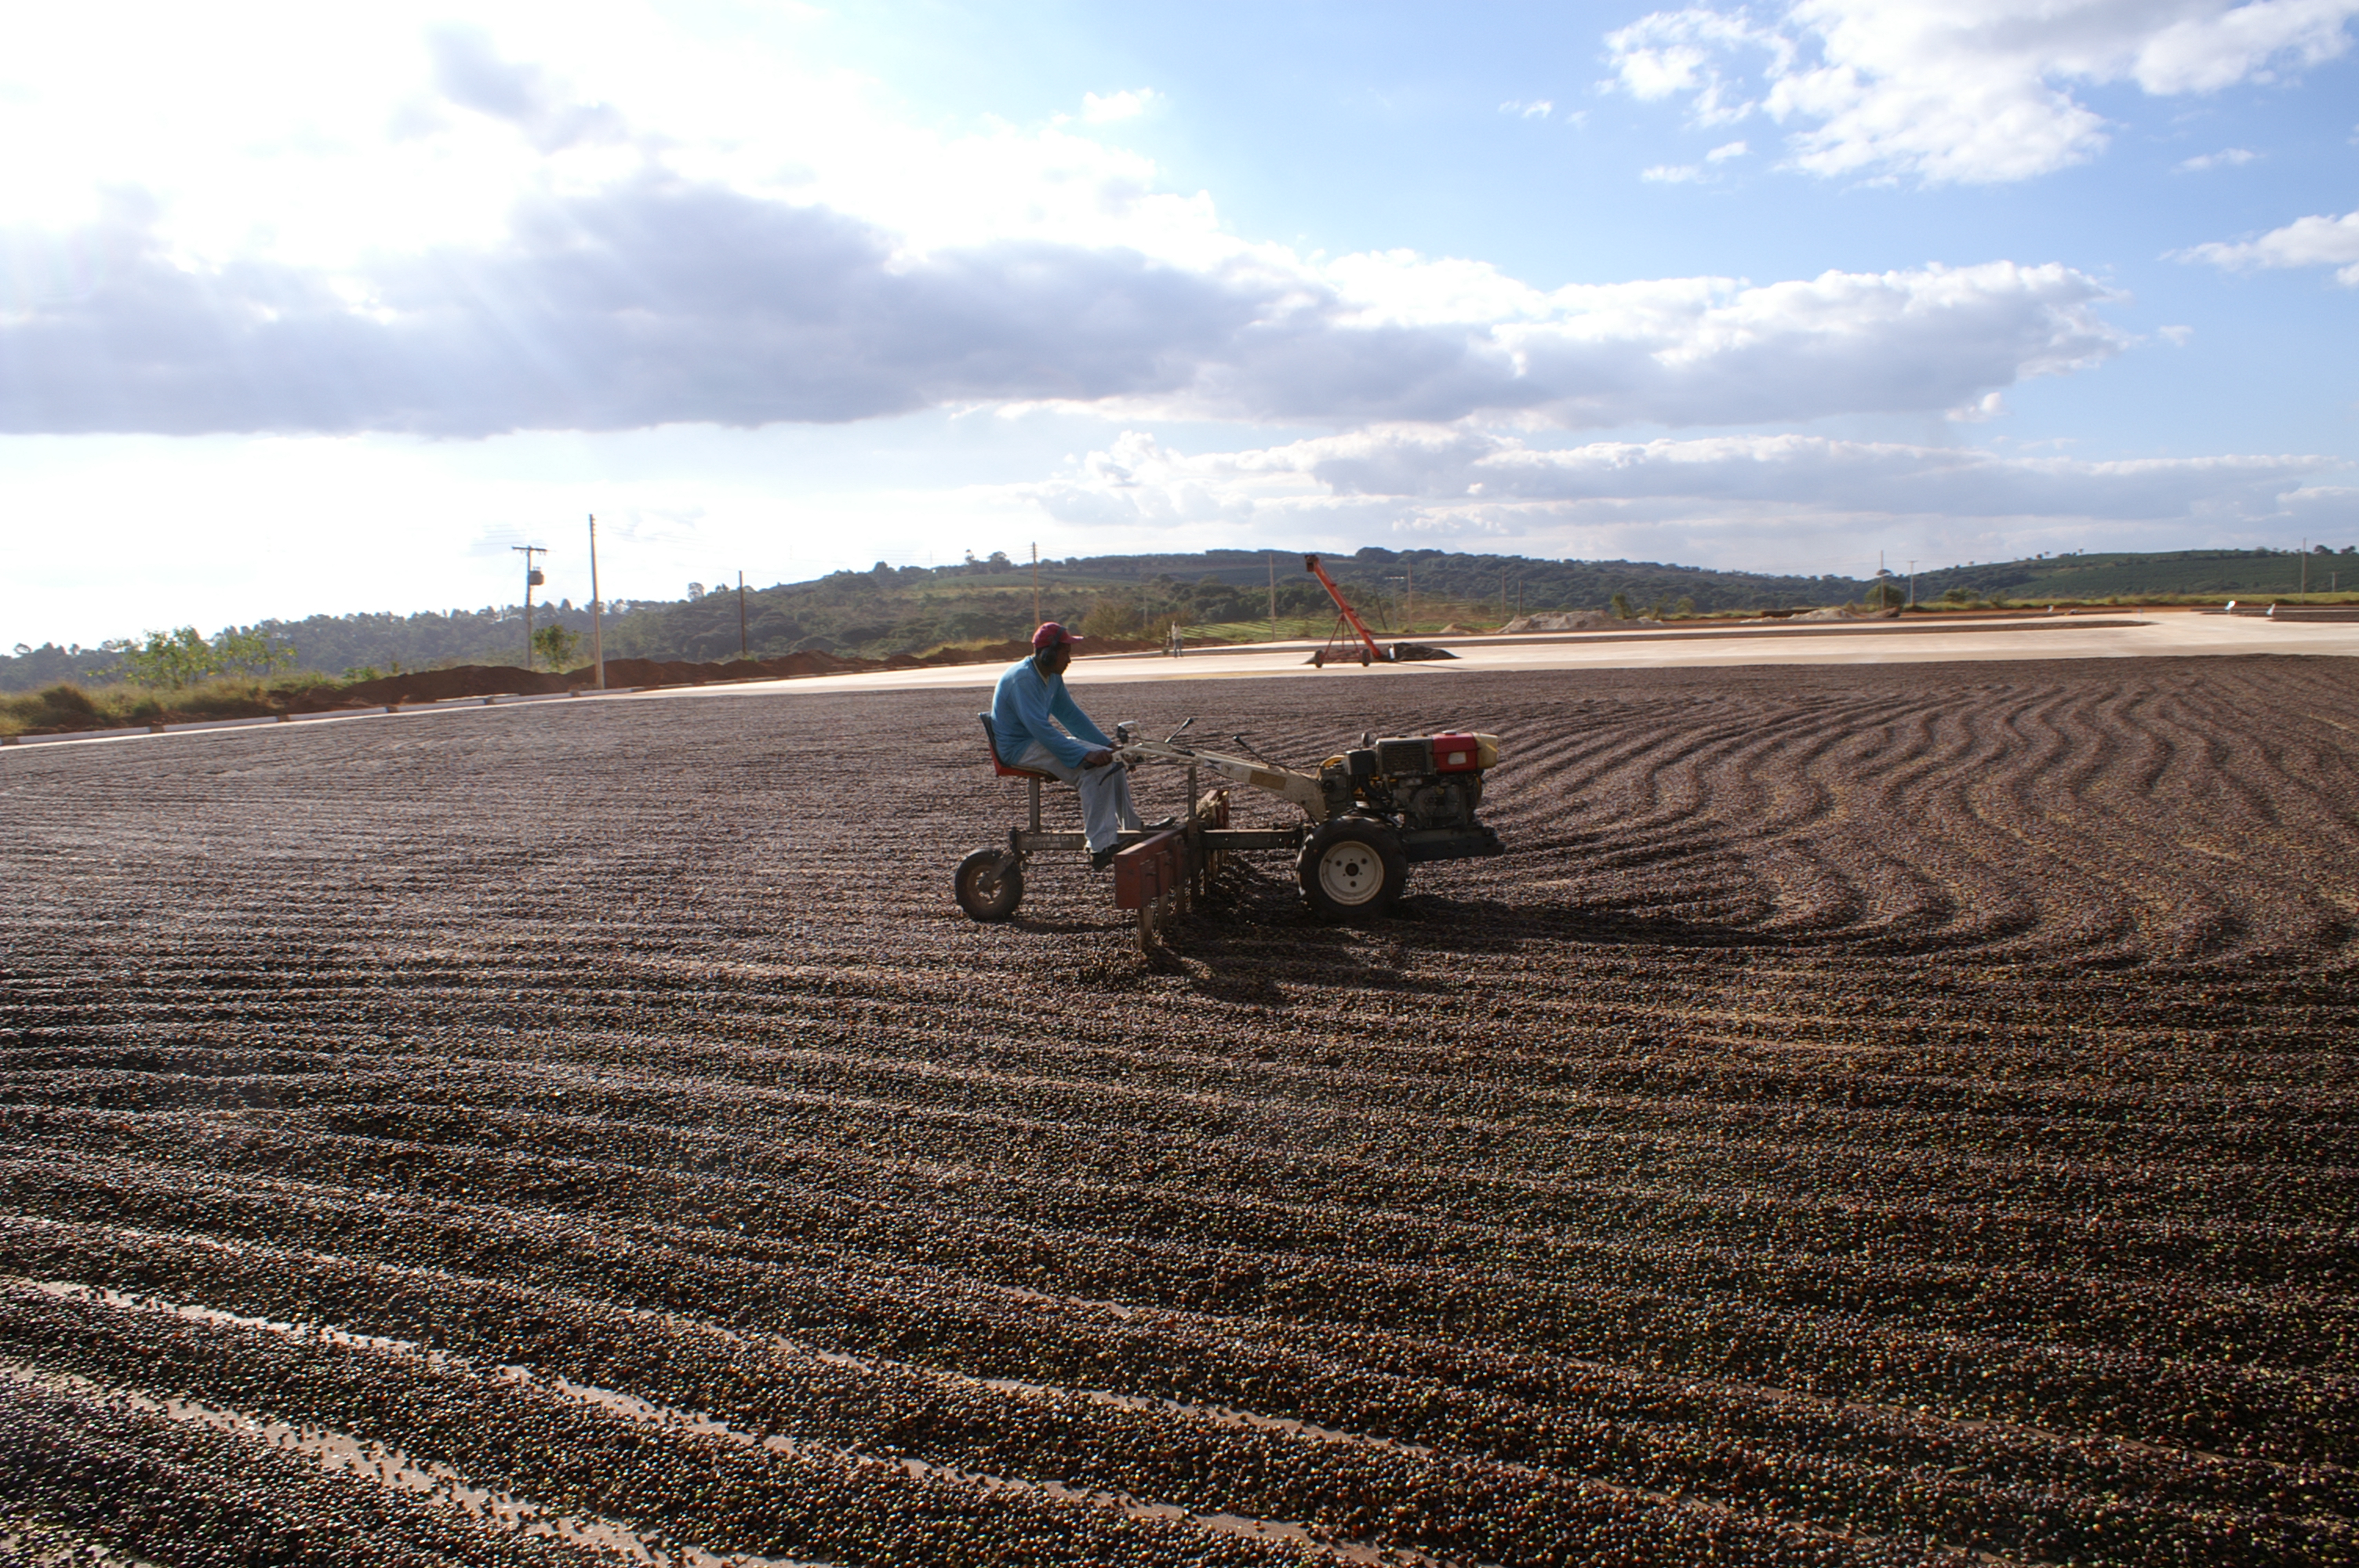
[1031,622,1082,649]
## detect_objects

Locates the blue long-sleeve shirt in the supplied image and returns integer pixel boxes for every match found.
[991,655,1112,768]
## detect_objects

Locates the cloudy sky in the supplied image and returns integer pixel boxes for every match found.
[5,0,2357,644]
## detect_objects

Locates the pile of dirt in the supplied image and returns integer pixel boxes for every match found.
[1796,605,1903,622]
[918,639,1034,666]
[339,667,572,704]
[1496,612,1619,633]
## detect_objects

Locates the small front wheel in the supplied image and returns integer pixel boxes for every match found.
[954,848,1023,921]
[1297,818,1408,923]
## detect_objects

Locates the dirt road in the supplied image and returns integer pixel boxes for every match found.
[3,656,2354,1566]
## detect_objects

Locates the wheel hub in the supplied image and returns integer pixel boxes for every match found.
[1317,841,1382,905]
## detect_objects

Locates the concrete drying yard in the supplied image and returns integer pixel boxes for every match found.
[3,626,2356,1566]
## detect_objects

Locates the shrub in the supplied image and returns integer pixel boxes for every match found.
[96,625,298,688]
[0,674,333,735]
[101,627,215,688]
[1081,594,1150,639]
[532,623,582,671]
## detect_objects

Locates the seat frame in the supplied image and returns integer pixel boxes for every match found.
[980,712,1060,833]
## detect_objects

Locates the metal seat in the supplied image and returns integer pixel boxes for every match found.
[980,713,1057,780]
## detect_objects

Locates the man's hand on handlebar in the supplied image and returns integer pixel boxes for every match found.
[1082,748,1114,768]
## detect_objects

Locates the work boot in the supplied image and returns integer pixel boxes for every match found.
[1090,846,1118,871]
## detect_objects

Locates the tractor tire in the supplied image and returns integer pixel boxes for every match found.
[1297,818,1408,923]
[954,849,1024,921]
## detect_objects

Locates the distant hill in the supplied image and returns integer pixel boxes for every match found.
[1924,546,2354,602]
[5,543,2350,692]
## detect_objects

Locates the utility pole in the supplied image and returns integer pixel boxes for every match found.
[1405,558,1412,633]
[1906,559,1916,608]
[1267,553,1278,641]
[587,515,605,689]
[1500,565,1508,626]
[1031,542,1041,626]
[2301,539,2308,596]
[512,544,547,668]
[737,571,749,659]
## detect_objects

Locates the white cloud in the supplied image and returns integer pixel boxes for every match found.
[1605,0,2359,185]
[1081,88,1159,122]
[0,4,1223,278]
[0,157,2128,437]
[1604,7,1782,125]
[1642,140,1747,182]
[2160,323,2196,343]
[2180,207,2359,283]
[2176,147,2260,170]
[8,417,2343,644]
[0,8,2128,444]
[427,23,628,152]
[1019,426,2347,564]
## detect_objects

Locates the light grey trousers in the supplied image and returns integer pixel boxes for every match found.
[1018,741,1144,853]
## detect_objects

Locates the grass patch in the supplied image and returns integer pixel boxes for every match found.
[0,673,351,737]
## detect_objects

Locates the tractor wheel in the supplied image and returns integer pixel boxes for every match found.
[1297,818,1408,923]
[954,849,1024,921]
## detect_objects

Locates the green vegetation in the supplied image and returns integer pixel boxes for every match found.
[5,546,1885,691]
[9,543,2357,696]
[531,623,581,671]
[98,625,296,688]
[0,674,340,738]
[1918,546,2357,603]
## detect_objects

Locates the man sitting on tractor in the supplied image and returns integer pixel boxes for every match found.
[993,622,1145,869]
